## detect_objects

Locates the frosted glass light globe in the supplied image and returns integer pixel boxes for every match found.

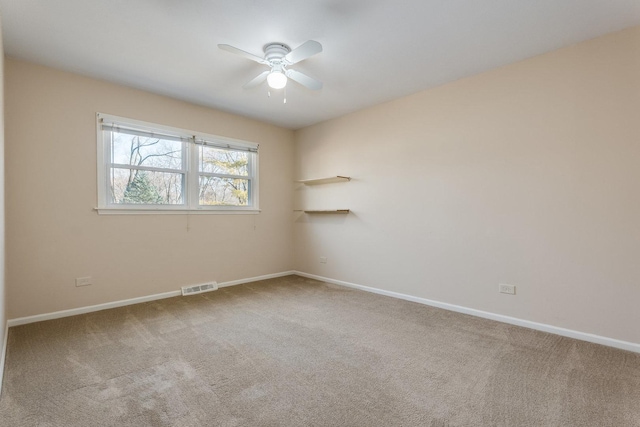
[267,71,287,89]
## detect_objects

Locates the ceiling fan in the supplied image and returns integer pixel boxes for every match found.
[218,40,323,91]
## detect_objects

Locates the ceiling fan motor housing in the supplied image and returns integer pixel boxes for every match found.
[264,43,291,64]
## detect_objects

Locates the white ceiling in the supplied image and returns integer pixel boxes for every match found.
[1,1,639,129]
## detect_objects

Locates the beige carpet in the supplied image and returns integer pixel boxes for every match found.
[1,275,639,426]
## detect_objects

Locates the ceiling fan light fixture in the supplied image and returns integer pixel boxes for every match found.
[219,40,322,91]
[267,70,287,89]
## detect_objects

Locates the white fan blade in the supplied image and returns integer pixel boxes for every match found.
[285,69,323,90]
[218,44,268,65]
[284,40,322,65]
[243,70,269,89]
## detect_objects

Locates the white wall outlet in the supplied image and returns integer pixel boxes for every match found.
[499,284,516,295]
[319,256,327,264]
[76,276,92,287]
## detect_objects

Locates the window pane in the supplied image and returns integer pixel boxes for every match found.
[199,176,249,206]
[199,146,249,176]
[111,168,184,205]
[111,132,183,170]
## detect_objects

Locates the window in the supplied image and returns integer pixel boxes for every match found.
[96,113,259,213]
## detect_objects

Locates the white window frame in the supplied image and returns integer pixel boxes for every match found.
[96,113,259,214]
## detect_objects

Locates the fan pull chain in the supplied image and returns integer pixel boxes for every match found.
[284,86,287,104]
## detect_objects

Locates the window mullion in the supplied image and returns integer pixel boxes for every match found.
[188,143,199,209]
[248,151,254,207]
[181,139,188,207]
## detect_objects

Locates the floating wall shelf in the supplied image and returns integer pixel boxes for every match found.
[296,176,351,185]
[295,175,351,214]
[303,209,350,214]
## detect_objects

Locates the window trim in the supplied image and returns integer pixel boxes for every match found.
[96,113,260,214]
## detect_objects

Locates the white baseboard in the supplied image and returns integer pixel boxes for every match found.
[293,271,640,354]
[7,290,181,327]
[0,321,8,396]
[9,269,636,355]
[7,271,296,328]
[218,271,296,288]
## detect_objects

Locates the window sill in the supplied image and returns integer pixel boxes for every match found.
[95,207,261,215]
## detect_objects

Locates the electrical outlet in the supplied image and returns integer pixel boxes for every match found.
[319,257,327,264]
[76,276,92,287]
[499,284,516,295]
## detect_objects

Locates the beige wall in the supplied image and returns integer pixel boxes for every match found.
[294,26,640,344]
[5,59,294,318]
[0,14,6,378]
